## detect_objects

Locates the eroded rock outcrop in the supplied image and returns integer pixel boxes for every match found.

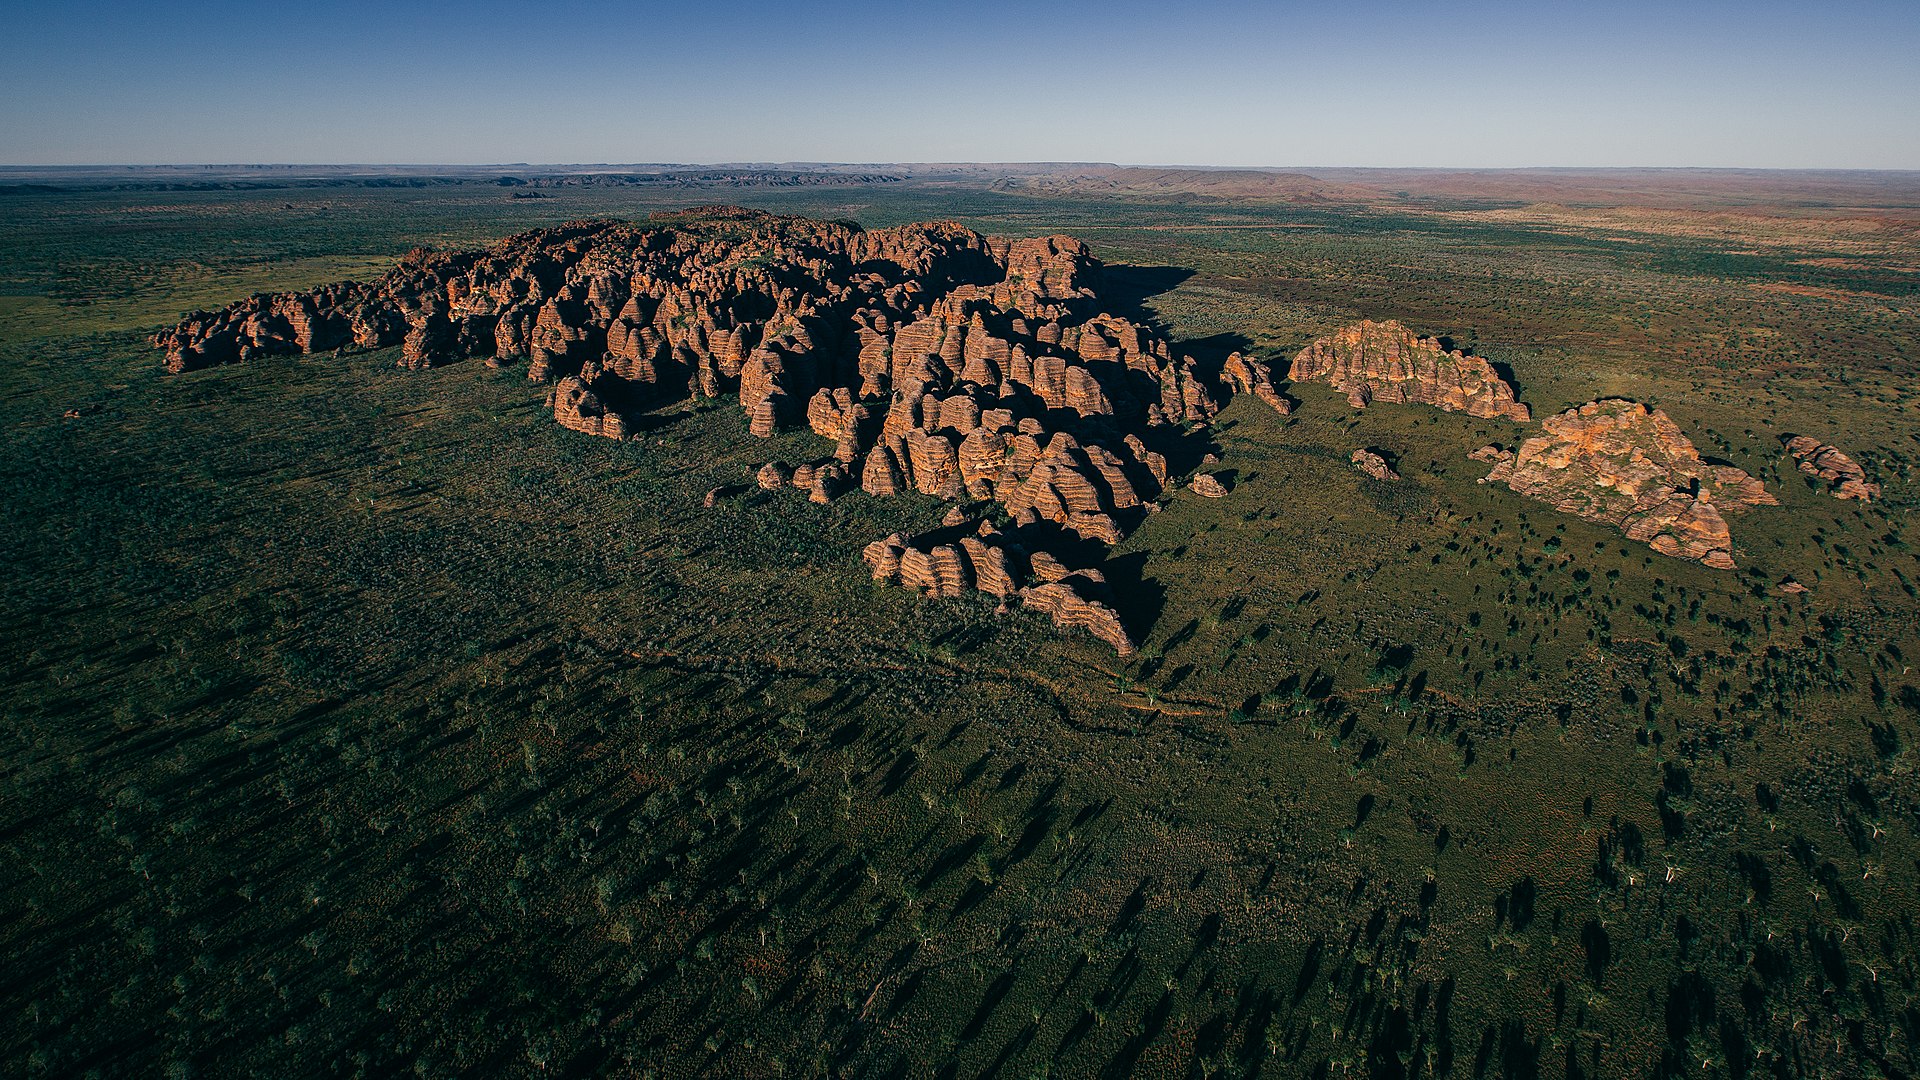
[1480,399,1776,569]
[548,376,629,440]
[1350,449,1399,481]
[1782,435,1879,501]
[864,525,1133,655]
[1289,320,1530,422]
[1189,473,1228,498]
[159,209,1246,655]
[1221,352,1291,416]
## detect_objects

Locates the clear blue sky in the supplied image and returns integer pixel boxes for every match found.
[4,0,1917,168]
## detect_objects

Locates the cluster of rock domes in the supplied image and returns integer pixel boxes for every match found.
[156,209,1886,651]
[155,208,1224,653]
[862,519,1134,655]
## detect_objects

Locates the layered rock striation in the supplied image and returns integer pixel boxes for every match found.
[1188,473,1228,498]
[156,208,1231,654]
[1782,435,1879,501]
[1289,320,1530,422]
[1221,352,1291,416]
[863,523,1134,655]
[1479,399,1776,569]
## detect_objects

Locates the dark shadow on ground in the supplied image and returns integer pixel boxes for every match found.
[1092,264,1258,388]
[1487,359,1524,403]
[1138,419,1223,482]
[1101,552,1166,646]
[1095,265,1195,333]
[1175,331,1254,385]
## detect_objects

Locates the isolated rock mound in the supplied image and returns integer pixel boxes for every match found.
[1289,320,1530,422]
[1782,435,1879,501]
[1350,448,1400,481]
[1188,473,1228,498]
[155,208,1246,655]
[1479,399,1776,568]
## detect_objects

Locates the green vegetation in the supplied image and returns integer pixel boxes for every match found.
[2,177,1916,1077]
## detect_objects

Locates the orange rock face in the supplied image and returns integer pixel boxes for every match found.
[1289,320,1529,422]
[1189,473,1228,498]
[1220,352,1292,416]
[1481,399,1776,569]
[1782,435,1880,501]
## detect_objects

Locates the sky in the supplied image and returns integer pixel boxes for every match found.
[3,0,1917,168]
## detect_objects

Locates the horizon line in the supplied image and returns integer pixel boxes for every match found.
[5,162,1920,175]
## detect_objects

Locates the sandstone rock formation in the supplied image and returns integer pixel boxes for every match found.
[1289,320,1530,422]
[548,376,629,440]
[1782,435,1879,501]
[1189,473,1228,498]
[864,524,1133,655]
[1221,352,1291,416]
[159,209,1265,654]
[1350,448,1400,481]
[1480,399,1776,569]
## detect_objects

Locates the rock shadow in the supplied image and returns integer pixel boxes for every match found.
[1094,264,1195,333]
[1101,551,1167,645]
[1487,359,1524,402]
[1137,421,1223,484]
[1002,519,1115,570]
[1175,331,1255,385]
[1359,448,1400,471]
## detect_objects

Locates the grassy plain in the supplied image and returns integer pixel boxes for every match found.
[2,172,1917,1078]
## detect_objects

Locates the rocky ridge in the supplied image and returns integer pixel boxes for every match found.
[1478,400,1776,568]
[154,208,1224,654]
[862,523,1134,655]
[1289,320,1530,422]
